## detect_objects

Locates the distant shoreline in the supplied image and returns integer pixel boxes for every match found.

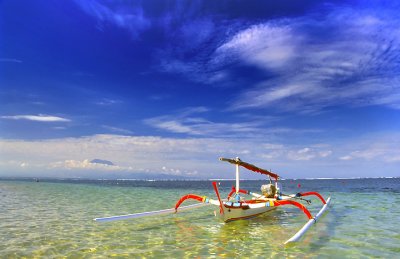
[1,176,398,183]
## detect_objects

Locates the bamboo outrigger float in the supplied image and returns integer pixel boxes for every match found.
[94,157,331,244]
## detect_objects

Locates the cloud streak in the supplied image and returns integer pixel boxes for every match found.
[74,0,150,37]
[1,114,71,122]
[0,58,22,63]
[101,125,133,135]
[144,107,271,137]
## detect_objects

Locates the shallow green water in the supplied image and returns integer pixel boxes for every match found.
[1,178,399,258]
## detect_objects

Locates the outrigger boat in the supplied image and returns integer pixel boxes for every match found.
[94,157,331,244]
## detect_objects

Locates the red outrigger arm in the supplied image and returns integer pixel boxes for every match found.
[174,194,205,212]
[272,191,328,219]
[273,200,313,219]
[219,157,279,180]
[227,186,250,200]
[212,182,224,214]
[175,182,225,214]
[298,192,327,204]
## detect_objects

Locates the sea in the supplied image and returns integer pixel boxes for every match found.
[1,177,399,258]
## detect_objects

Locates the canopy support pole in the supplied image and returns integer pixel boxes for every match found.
[235,157,240,194]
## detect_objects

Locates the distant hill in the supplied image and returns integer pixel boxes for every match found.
[90,159,114,166]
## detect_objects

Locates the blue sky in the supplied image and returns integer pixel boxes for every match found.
[1,0,400,179]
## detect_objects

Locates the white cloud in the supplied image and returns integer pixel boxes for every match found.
[151,120,195,134]
[0,134,254,178]
[1,114,70,122]
[161,166,198,176]
[49,159,131,171]
[288,147,316,161]
[216,8,400,112]
[20,162,28,168]
[339,148,389,162]
[319,150,332,158]
[216,23,300,71]
[1,132,399,179]
[385,156,400,162]
[338,133,400,163]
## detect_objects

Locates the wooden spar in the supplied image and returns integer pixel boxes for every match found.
[284,197,331,244]
[94,203,207,222]
[219,157,279,180]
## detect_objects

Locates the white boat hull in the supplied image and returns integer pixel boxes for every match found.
[219,201,276,222]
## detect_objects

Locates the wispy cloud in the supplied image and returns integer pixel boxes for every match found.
[218,7,400,112]
[74,0,150,37]
[101,125,133,135]
[144,106,323,138]
[1,114,70,122]
[215,23,301,71]
[157,53,228,85]
[155,4,400,113]
[0,58,22,63]
[144,107,265,137]
[338,134,400,163]
[94,98,123,106]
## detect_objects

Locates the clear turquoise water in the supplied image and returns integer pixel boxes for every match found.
[1,178,399,258]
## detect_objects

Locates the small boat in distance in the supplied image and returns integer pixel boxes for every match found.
[94,157,331,244]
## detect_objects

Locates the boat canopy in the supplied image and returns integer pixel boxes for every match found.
[219,157,279,180]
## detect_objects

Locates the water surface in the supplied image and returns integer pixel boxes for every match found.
[1,178,399,258]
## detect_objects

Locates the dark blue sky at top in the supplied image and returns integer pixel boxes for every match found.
[1,0,400,142]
